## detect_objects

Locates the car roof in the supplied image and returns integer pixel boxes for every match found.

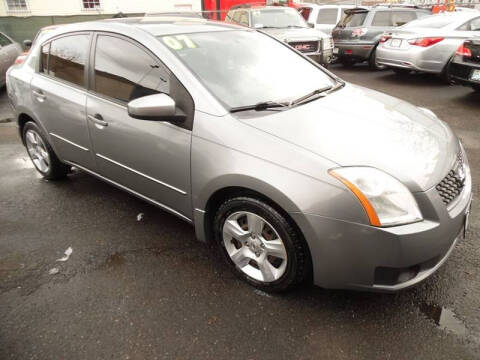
[44,16,244,39]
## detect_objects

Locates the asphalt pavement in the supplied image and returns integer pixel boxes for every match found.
[1,64,479,360]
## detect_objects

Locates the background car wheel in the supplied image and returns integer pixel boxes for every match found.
[22,121,69,180]
[214,196,311,292]
[391,67,412,76]
[368,48,387,71]
[472,85,480,92]
[340,59,355,68]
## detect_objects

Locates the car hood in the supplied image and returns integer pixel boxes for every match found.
[238,84,459,192]
[261,27,328,40]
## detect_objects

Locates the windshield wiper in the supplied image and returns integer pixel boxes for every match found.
[230,101,289,113]
[290,82,345,107]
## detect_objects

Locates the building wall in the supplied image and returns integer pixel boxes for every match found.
[0,0,202,17]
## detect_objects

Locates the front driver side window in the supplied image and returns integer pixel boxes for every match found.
[93,35,170,103]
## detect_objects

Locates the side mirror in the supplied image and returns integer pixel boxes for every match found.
[308,22,314,28]
[23,39,32,50]
[127,93,185,123]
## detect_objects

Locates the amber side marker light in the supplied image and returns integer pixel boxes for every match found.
[329,169,381,227]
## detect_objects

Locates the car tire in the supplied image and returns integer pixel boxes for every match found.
[213,196,311,292]
[340,58,355,67]
[472,84,480,92]
[22,121,70,180]
[368,48,387,71]
[391,67,412,76]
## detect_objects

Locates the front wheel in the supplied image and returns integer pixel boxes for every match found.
[214,197,311,292]
[23,121,69,180]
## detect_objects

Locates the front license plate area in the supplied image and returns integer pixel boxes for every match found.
[470,69,480,82]
[390,39,402,47]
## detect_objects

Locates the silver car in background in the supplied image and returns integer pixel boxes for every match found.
[7,17,472,293]
[0,32,22,86]
[376,12,480,76]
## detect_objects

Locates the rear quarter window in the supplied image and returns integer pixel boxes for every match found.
[372,11,393,26]
[317,9,338,25]
[339,11,368,27]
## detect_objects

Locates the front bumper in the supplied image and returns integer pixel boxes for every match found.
[376,45,446,74]
[291,167,472,292]
[333,41,376,62]
[306,49,333,66]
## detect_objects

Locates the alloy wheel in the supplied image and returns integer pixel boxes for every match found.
[222,211,288,283]
[25,129,50,173]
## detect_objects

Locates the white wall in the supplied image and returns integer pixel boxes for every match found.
[0,0,202,17]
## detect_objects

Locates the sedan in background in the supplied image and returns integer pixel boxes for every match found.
[448,38,480,92]
[0,32,22,86]
[376,12,480,78]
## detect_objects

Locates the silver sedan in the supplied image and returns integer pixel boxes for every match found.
[7,17,472,292]
[376,12,480,76]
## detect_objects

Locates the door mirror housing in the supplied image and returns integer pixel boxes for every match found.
[127,93,185,123]
[307,22,314,28]
[23,39,32,50]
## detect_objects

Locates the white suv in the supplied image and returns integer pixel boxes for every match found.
[298,4,364,34]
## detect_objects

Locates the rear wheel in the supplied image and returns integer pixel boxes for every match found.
[368,48,387,70]
[22,121,69,180]
[214,197,311,292]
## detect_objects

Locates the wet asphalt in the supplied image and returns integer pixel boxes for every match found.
[1,64,479,360]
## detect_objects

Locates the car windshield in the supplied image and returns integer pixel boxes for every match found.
[159,30,335,109]
[251,8,307,28]
[338,10,368,27]
[401,15,456,29]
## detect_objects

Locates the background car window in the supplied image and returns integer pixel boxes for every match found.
[372,11,393,26]
[298,7,311,21]
[94,35,170,103]
[459,17,480,31]
[403,15,455,29]
[339,11,368,27]
[239,11,249,26]
[47,34,89,87]
[0,33,12,46]
[391,11,416,26]
[232,10,242,23]
[317,9,338,25]
[251,8,307,28]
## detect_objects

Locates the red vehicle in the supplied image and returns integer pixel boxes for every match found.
[202,0,299,20]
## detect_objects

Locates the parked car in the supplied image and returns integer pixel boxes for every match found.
[226,5,334,66]
[376,12,480,78]
[297,4,364,35]
[7,17,472,292]
[332,6,430,69]
[448,38,480,92]
[0,32,22,86]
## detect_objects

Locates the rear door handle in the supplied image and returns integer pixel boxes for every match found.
[88,114,108,127]
[32,89,46,101]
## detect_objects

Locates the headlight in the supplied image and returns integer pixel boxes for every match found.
[329,167,422,227]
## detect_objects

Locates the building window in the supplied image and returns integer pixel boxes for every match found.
[82,0,101,10]
[5,0,28,12]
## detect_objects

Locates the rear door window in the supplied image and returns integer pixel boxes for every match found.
[317,9,338,24]
[93,35,170,103]
[458,17,480,31]
[391,11,417,26]
[339,11,368,27]
[42,34,90,87]
[372,11,393,26]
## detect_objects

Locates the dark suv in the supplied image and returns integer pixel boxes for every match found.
[332,6,430,69]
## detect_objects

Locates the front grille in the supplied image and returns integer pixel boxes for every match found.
[436,152,466,206]
[288,40,319,53]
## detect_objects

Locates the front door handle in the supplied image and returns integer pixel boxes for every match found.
[88,114,108,127]
[32,89,46,101]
